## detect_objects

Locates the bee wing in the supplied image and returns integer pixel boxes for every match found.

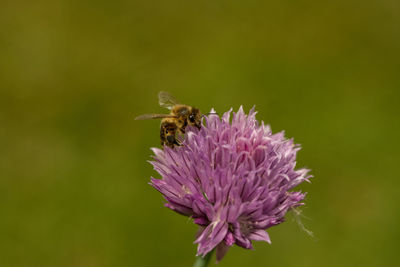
[135,114,177,120]
[158,91,180,110]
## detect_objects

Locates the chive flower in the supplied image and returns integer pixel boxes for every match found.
[150,107,312,261]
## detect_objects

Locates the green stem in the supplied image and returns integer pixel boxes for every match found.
[192,250,214,267]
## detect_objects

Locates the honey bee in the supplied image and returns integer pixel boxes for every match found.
[135,92,202,148]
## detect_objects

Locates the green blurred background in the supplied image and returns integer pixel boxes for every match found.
[1,0,399,266]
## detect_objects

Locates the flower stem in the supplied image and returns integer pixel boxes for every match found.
[192,250,214,267]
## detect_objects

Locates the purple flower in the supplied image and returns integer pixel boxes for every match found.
[150,107,312,261]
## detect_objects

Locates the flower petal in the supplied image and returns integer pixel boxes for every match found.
[248,230,271,244]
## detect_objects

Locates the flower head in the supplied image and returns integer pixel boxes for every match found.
[150,107,312,261]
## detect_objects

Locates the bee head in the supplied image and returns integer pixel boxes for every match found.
[188,107,202,129]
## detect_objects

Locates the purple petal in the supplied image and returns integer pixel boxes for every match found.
[248,229,271,244]
[216,242,230,262]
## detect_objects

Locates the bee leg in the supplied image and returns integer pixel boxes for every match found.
[174,139,181,146]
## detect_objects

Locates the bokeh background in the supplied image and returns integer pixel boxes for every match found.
[1,0,399,266]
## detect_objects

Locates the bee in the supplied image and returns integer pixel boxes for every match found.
[135,92,202,148]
